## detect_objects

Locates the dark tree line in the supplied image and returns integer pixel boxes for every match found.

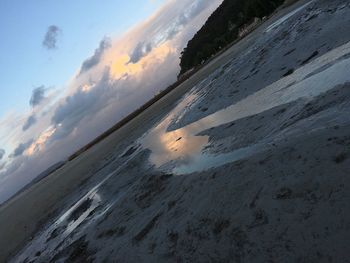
[179,0,284,75]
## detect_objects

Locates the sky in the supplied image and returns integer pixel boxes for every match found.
[0,0,223,203]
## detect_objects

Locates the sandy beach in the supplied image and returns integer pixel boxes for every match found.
[1,0,350,262]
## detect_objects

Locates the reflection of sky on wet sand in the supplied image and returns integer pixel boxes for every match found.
[10,167,126,263]
[265,0,314,33]
[141,41,350,174]
[141,94,209,167]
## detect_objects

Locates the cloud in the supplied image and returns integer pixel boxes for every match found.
[128,0,213,64]
[30,86,46,107]
[10,140,33,158]
[79,37,111,75]
[51,42,178,144]
[51,68,117,141]
[128,42,153,64]
[0,0,222,204]
[164,0,213,40]
[22,115,37,131]
[42,25,61,50]
[0,162,6,171]
[0,149,5,160]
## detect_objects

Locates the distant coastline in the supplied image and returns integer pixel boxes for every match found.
[179,0,297,75]
[1,0,301,208]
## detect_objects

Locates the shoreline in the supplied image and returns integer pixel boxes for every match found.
[0,0,326,261]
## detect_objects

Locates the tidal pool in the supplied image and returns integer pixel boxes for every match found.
[140,41,350,174]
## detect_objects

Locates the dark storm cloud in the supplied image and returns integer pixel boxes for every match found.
[22,115,37,131]
[30,86,46,107]
[0,149,5,160]
[79,38,111,75]
[10,140,33,158]
[128,0,211,64]
[42,25,61,50]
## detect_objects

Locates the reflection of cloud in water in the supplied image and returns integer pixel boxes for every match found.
[141,41,350,173]
[141,94,208,167]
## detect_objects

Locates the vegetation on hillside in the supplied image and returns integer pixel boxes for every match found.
[179,0,285,75]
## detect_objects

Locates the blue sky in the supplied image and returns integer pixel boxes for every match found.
[0,0,165,115]
[0,0,222,203]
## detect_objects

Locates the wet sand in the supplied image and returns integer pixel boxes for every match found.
[2,0,350,262]
[0,9,265,262]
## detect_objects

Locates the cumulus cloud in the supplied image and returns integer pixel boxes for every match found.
[10,140,33,158]
[0,162,6,171]
[22,115,37,131]
[129,42,153,64]
[51,68,120,141]
[51,87,102,139]
[30,86,46,107]
[0,0,222,204]
[50,42,180,144]
[164,0,213,41]
[42,25,61,50]
[0,149,5,160]
[79,37,111,75]
[128,0,213,64]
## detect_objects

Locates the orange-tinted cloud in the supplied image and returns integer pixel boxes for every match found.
[110,41,176,79]
[25,126,56,156]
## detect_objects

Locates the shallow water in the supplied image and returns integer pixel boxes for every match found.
[265,0,315,33]
[140,41,350,174]
[10,164,132,262]
[10,7,350,261]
